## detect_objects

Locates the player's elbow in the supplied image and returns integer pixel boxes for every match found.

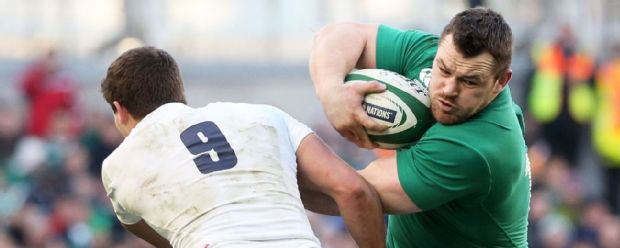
[332,176,373,204]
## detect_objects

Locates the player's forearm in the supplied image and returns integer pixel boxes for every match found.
[309,23,367,97]
[334,179,386,248]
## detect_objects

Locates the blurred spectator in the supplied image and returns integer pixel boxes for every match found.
[528,190,552,247]
[527,147,610,248]
[573,199,610,246]
[6,203,52,247]
[0,232,17,248]
[598,216,620,248]
[592,43,620,214]
[526,24,596,167]
[539,212,573,248]
[18,49,80,139]
[79,112,123,179]
[0,104,22,166]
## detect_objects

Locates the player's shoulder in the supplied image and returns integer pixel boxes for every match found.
[206,102,284,112]
[379,24,438,40]
[101,142,128,183]
[203,102,288,118]
[101,137,133,169]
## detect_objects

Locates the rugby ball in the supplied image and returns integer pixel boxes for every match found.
[345,69,434,149]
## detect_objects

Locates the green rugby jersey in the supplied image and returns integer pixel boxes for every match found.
[376,24,531,247]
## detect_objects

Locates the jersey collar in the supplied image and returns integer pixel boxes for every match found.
[130,102,191,135]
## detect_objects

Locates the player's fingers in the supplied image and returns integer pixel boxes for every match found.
[340,129,358,143]
[354,107,388,132]
[353,80,386,94]
[359,115,389,132]
[350,126,377,149]
[340,127,373,149]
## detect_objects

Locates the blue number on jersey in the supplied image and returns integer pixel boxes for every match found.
[180,121,237,174]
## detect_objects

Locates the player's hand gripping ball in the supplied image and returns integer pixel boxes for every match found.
[345,69,435,149]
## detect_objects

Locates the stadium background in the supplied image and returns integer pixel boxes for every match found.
[0,0,619,247]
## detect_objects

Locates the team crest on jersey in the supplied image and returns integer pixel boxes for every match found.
[419,68,432,88]
[410,79,429,97]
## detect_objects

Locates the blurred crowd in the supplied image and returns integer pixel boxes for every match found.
[521,24,620,248]
[1,23,620,247]
[0,49,133,247]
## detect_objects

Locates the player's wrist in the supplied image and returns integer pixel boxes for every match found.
[316,79,344,103]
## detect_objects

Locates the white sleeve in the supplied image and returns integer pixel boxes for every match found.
[280,110,313,151]
[101,159,142,225]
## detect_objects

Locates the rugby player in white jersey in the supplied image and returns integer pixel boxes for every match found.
[99,46,385,248]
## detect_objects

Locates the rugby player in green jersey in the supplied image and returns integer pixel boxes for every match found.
[306,7,530,247]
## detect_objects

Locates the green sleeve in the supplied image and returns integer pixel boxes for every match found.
[376,24,438,83]
[396,137,491,210]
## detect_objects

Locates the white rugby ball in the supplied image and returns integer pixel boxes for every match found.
[345,69,434,149]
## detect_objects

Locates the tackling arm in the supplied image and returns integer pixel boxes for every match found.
[297,133,385,248]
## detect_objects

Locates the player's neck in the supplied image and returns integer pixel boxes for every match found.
[118,115,141,137]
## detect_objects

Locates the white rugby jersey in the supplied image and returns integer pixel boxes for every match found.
[102,102,320,248]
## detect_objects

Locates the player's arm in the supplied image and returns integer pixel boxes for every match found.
[297,133,386,248]
[360,140,491,214]
[309,23,387,148]
[301,154,421,215]
[122,220,172,248]
[298,184,339,215]
[359,156,421,214]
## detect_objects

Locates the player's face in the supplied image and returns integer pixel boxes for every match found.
[429,34,505,124]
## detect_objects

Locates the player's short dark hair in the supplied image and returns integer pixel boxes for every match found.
[101,46,186,119]
[441,7,512,78]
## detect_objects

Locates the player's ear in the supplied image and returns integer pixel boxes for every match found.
[112,101,130,125]
[493,69,512,94]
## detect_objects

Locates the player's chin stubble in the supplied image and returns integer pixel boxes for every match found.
[431,100,467,125]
